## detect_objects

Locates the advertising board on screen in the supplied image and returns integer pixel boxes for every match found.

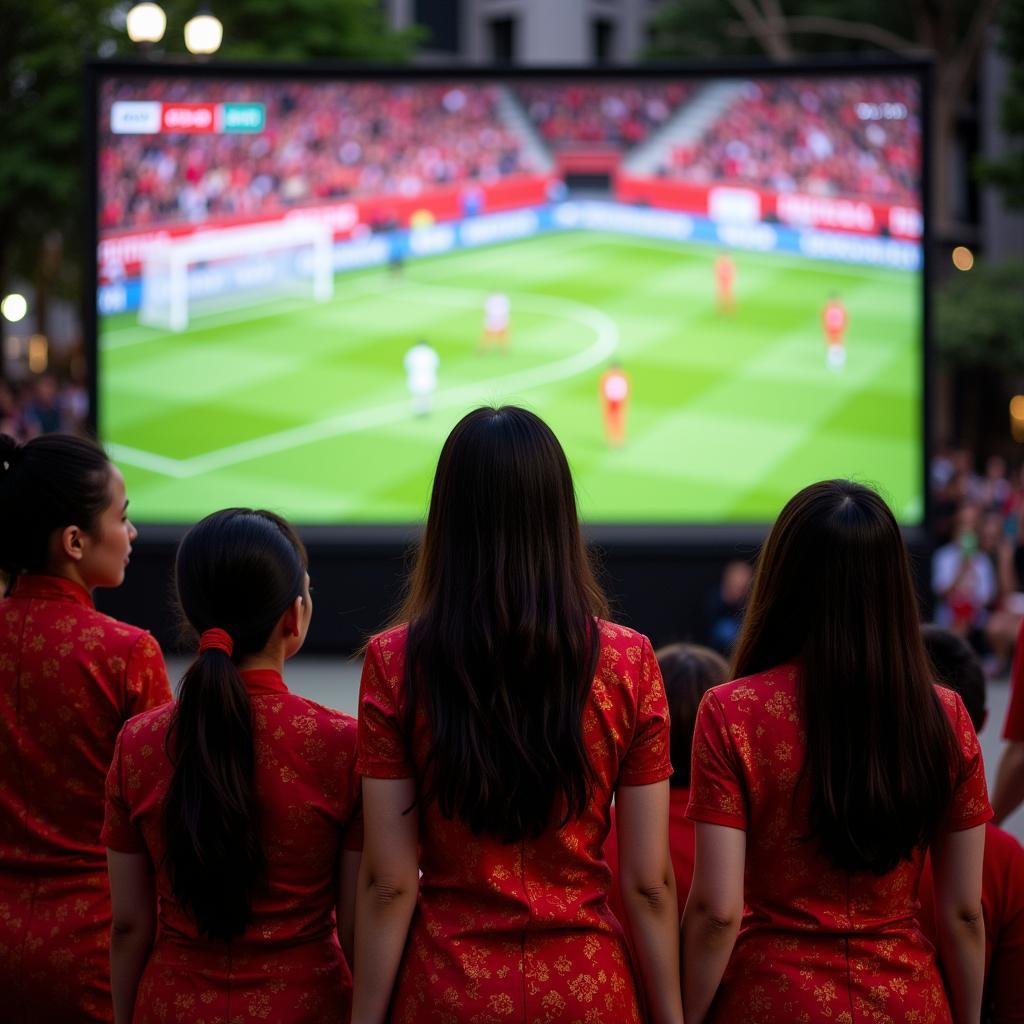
[89,63,926,529]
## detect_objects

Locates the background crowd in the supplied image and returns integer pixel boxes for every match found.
[96,76,922,238]
[666,77,921,204]
[99,80,531,232]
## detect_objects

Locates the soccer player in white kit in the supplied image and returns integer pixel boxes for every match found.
[481,292,511,350]
[404,340,440,416]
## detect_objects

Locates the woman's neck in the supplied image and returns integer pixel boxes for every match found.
[237,648,287,674]
[42,564,92,593]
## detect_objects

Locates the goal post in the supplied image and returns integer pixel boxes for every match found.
[139,219,335,332]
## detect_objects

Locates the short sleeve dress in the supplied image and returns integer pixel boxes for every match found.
[0,574,171,1023]
[103,668,362,1024]
[356,620,672,1024]
[688,663,992,1024]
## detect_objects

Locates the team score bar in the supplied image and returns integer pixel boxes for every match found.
[110,101,266,135]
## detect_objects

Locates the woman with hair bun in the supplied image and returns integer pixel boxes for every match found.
[103,508,361,1024]
[0,433,171,1023]
[683,480,991,1024]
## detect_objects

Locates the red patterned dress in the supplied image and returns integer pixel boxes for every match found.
[356,621,672,1024]
[0,574,171,1023]
[688,663,993,1024]
[102,668,361,1024]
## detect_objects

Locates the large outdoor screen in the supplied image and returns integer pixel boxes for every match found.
[91,65,925,527]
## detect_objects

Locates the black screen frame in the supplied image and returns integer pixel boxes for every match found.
[83,56,933,548]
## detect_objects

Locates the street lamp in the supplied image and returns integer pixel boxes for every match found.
[184,9,224,55]
[125,2,167,44]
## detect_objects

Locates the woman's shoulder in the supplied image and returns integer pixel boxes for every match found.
[119,701,175,748]
[933,683,962,715]
[595,618,652,658]
[705,662,801,715]
[19,589,156,656]
[367,623,409,658]
[278,693,359,739]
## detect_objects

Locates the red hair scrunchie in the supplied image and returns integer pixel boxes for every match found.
[198,627,234,657]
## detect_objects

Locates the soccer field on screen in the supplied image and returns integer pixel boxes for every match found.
[99,230,922,526]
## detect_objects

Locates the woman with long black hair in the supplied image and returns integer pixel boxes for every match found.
[103,509,362,1023]
[0,433,171,1023]
[683,480,990,1024]
[353,406,683,1024]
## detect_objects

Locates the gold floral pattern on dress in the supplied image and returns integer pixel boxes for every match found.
[103,669,361,1023]
[356,622,670,1023]
[0,574,171,1023]
[689,665,993,1024]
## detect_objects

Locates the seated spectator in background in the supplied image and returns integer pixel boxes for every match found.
[971,454,1012,511]
[918,625,1024,1024]
[604,643,729,926]
[933,503,996,640]
[994,615,1024,826]
[981,509,1024,676]
[21,374,67,436]
[704,559,752,655]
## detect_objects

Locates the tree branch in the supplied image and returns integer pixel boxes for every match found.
[942,0,1003,106]
[728,15,925,56]
[759,0,795,59]
[726,0,793,60]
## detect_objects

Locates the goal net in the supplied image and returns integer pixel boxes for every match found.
[139,219,335,332]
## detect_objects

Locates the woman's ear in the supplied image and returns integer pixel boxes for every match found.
[280,594,304,638]
[58,524,86,563]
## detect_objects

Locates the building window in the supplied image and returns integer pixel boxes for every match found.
[593,18,615,64]
[489,16,516,64]
[415,0,460,53]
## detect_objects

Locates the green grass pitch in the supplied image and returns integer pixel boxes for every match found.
[99,230,922,526]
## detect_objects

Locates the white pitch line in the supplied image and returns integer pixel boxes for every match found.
[101,232,602,351]
[103,275,396,350]
[109,284,619,478]
[104,442,196,479]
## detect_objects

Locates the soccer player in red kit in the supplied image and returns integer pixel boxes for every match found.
[600,363,630,447]
[823,293,848,370]
[715,252,736,314]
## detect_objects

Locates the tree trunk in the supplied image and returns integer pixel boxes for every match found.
[931,88,957,240]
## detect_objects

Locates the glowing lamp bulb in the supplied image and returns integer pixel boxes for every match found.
[126,2,167,43]
[1,293,27,323]
[951,246,974,272]
[184,13,223,55]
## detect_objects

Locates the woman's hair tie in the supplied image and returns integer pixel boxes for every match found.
[198,627,234,657]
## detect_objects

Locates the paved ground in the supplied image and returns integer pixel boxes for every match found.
[168,657,1024,844]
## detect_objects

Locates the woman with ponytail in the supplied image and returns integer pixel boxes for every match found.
[353,407,683,1024]
[0,433,171,1023]
[102,509,361,1023]
[682,481,991,1024]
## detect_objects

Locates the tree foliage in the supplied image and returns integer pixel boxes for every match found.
[977,0,1024,208]
[934,261,1024,369]
[0,0,417,326]
[157,0,420,61]
[0,0,126,296]
[645,0,1002,237]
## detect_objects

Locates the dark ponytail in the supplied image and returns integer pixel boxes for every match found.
[164,509,307,941]
[0,432,111,580]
